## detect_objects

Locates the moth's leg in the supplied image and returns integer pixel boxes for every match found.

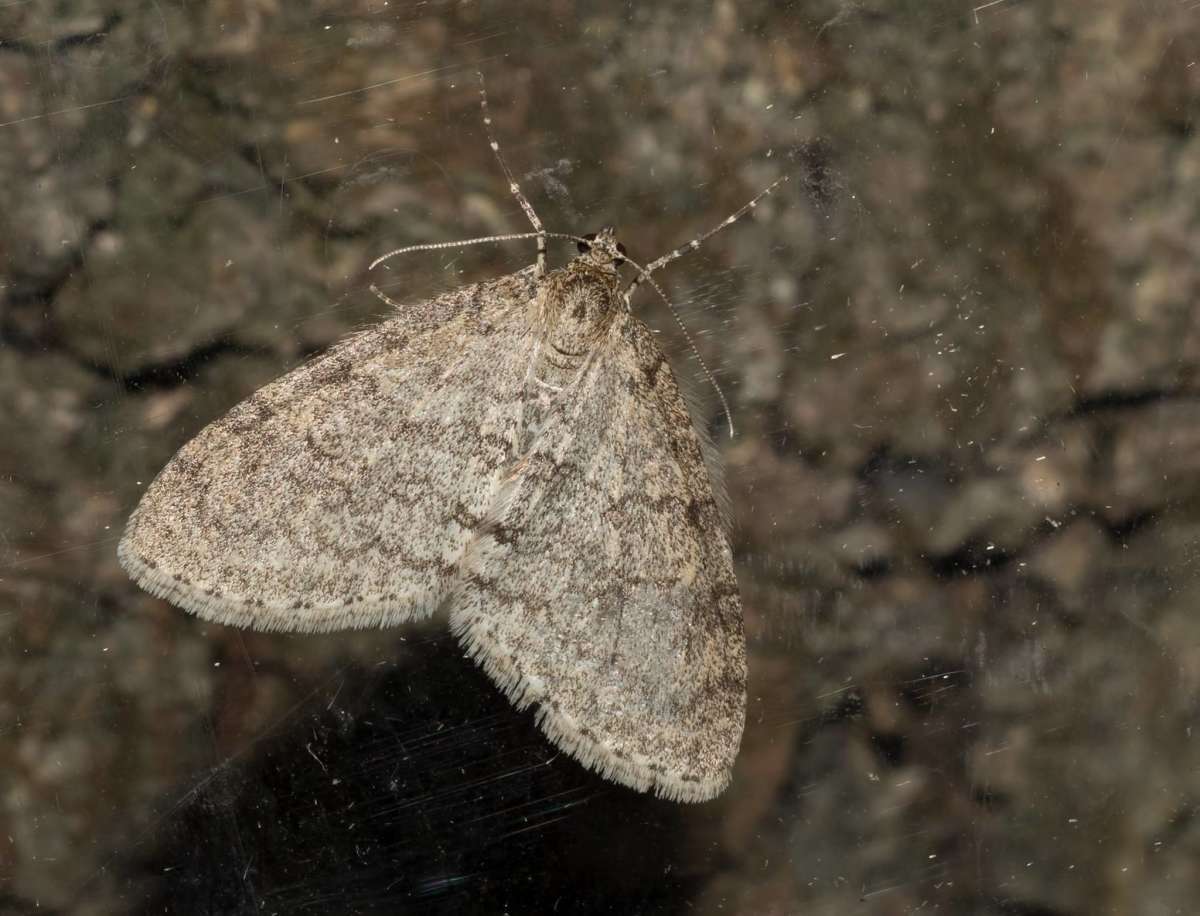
[624,175,790,302]
[368,74,553,302]
[477,73,548,278]
[615,175,791,439]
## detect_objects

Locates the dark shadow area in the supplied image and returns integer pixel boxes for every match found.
[121,641,703,916]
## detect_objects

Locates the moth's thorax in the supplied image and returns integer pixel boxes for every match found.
[530,252,623,389]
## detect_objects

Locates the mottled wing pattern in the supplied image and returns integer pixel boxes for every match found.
[119,269,538,632]
[450,313,746,801]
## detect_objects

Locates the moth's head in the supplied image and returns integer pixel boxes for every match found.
[574,227,627,271]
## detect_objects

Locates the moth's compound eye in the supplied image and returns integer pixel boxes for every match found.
[577,232,598,254]
[614,242,628,266]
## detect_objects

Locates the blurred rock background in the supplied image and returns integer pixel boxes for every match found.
[1,1,1198,913]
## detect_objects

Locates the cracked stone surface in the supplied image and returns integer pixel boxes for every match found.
[2,1,1199,914]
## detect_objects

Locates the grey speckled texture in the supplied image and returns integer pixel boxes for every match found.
[2,0,1199,913]
[119,270,542,632]
[120,238,747,803]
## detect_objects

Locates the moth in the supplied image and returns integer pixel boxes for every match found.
[119,79,786,802]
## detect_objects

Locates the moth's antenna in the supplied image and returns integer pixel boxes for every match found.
[610,174,789,437]
[477,72,548,278]
[369,232,546,271]
[368,231,545,307]
[624,175,789,303]
[627,260,737,440]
